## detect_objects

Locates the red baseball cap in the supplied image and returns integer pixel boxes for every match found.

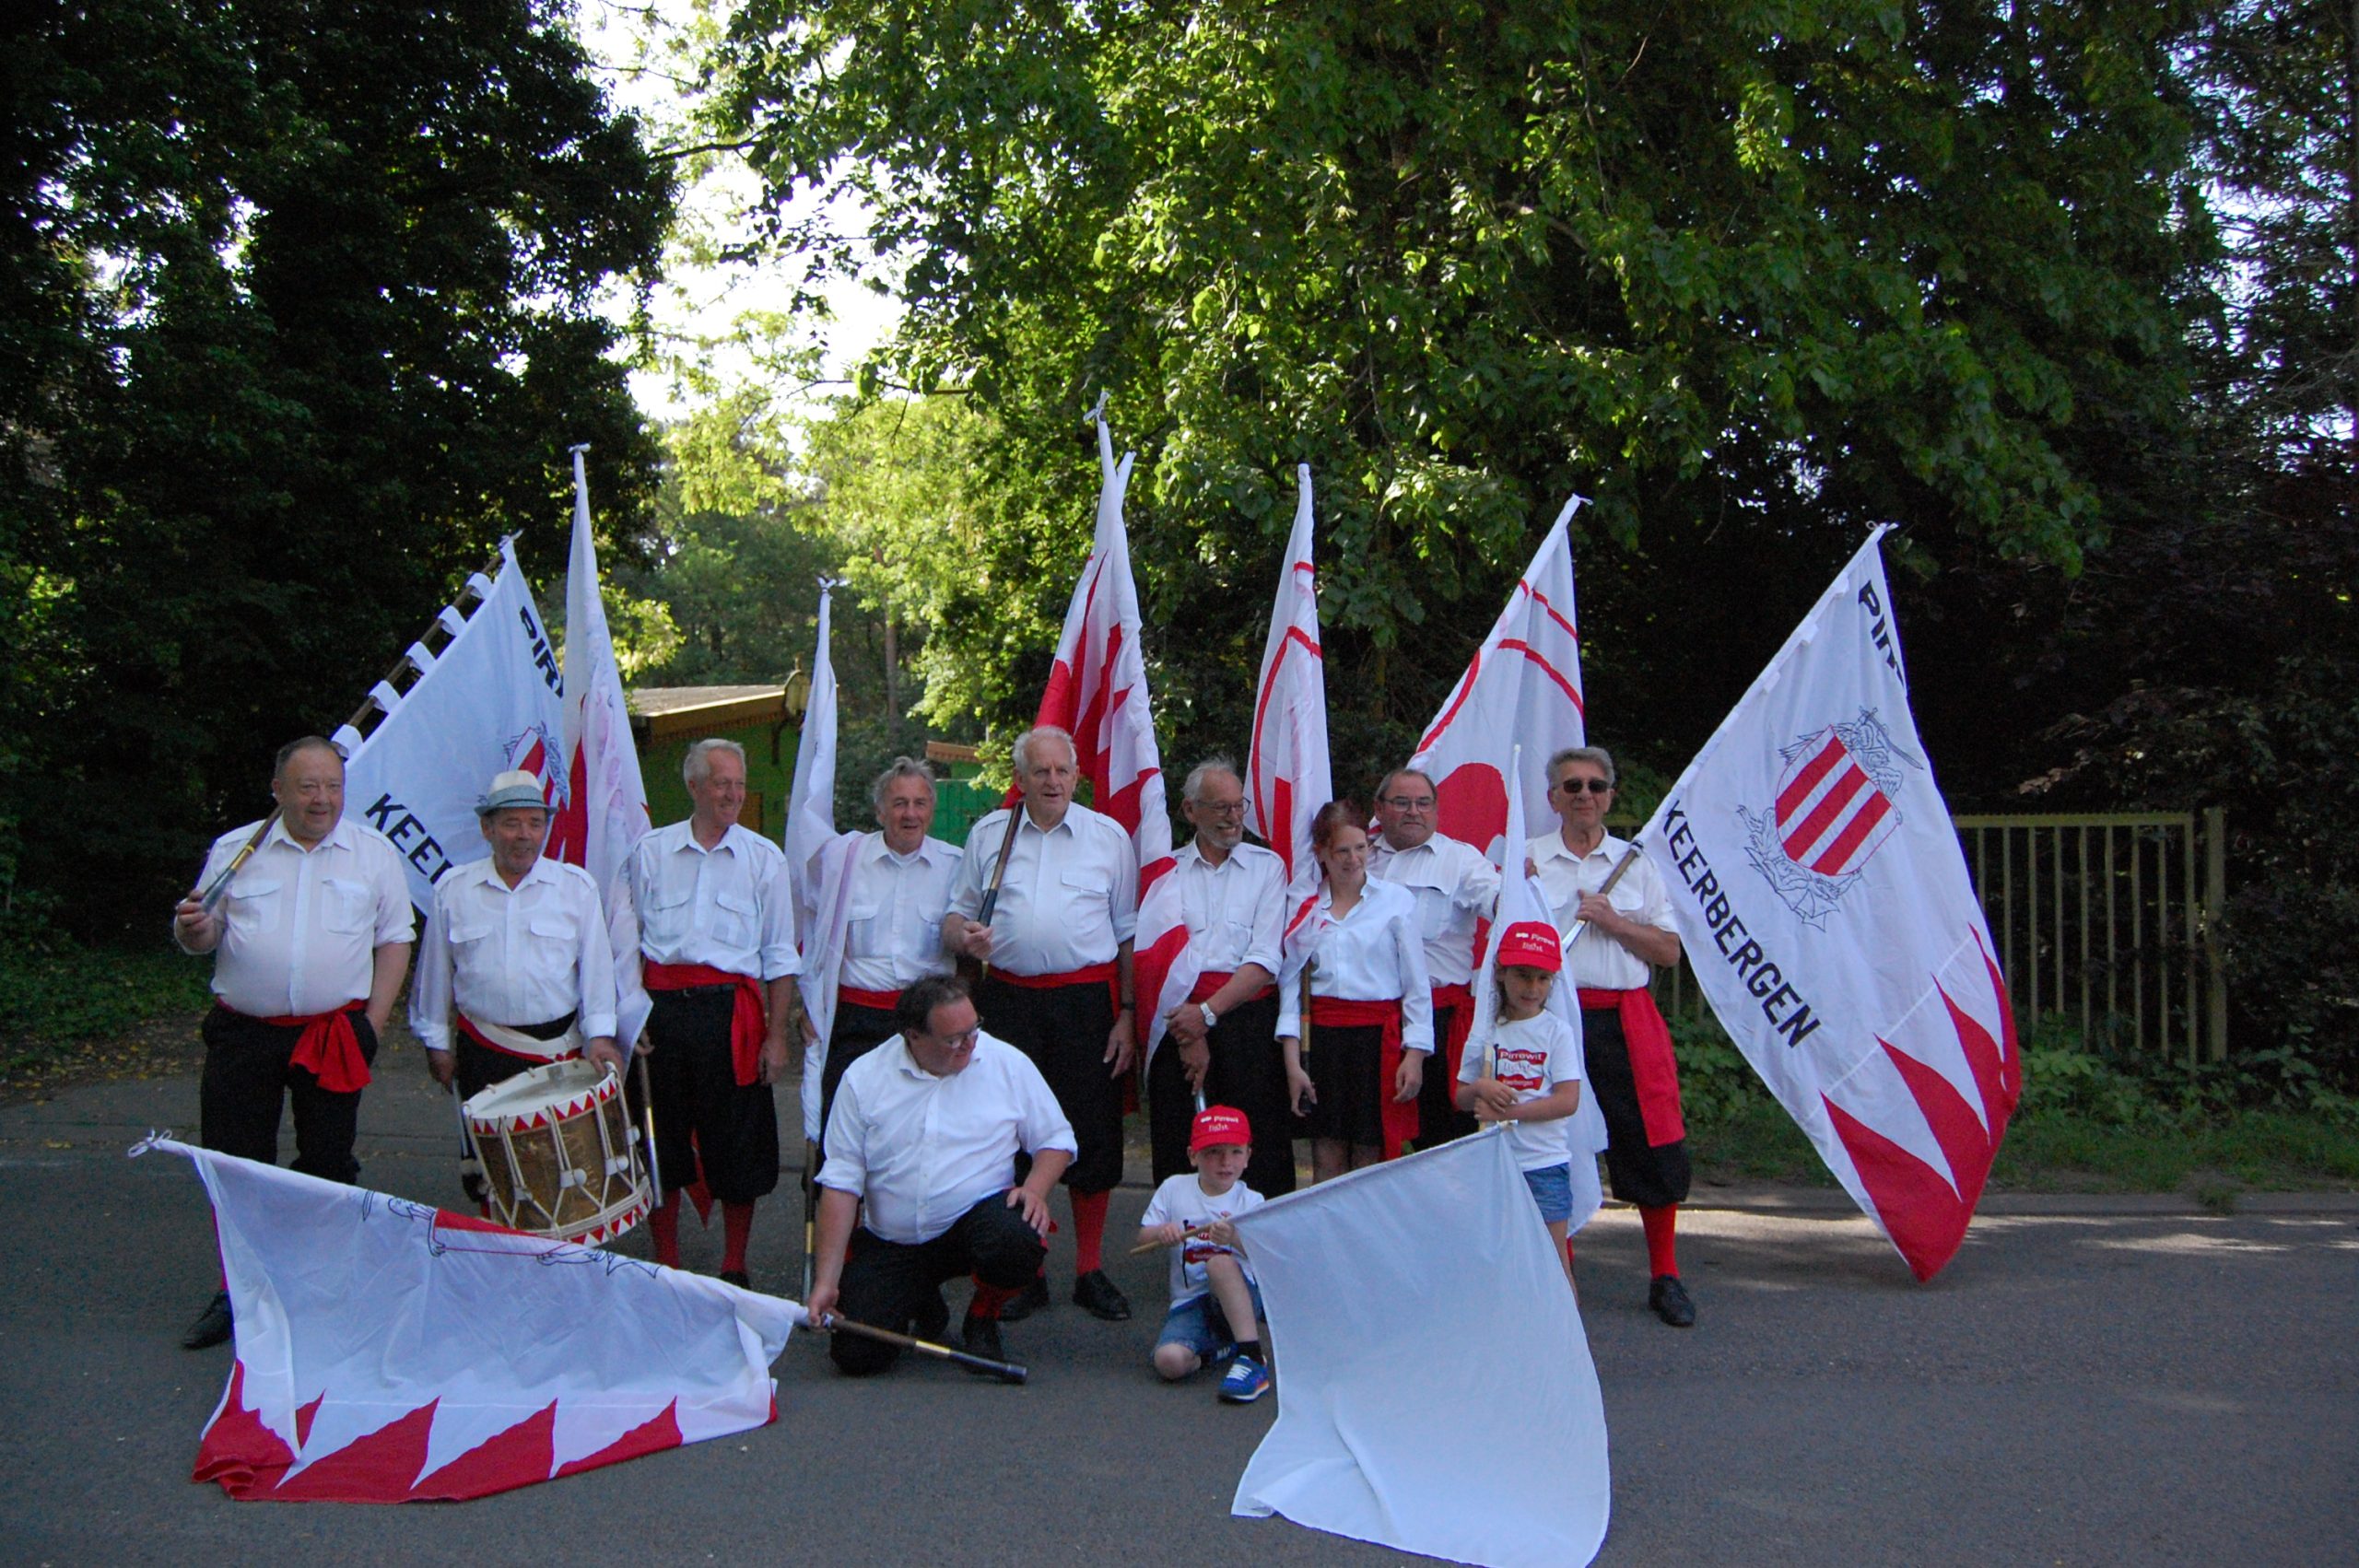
[1495,919,1563,973]
[1191,1105,1252,1151]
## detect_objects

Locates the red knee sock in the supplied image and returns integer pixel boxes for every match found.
[969,1281,1015,1321]
[650,1191,683,1268]
[721,1200,754,1273]
[1640,1203,1679,1278]
[1071,1188,1109,1275]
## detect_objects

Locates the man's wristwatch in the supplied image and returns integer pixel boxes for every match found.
[1198,1002,1219,1030]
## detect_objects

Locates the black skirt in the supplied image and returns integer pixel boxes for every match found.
[1302,1021,1390,1148]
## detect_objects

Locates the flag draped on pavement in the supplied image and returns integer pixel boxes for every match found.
[1230,1129,1610,1568]
[1035,416,1181,1050]
[1636,528,2018,1281]
[1464,751,1607,1235]
[1405,496,1587,864]
[549,449,653,1047]
[337,541,565,916]
[137,1137,799,1504]
[1246,463,1332,933]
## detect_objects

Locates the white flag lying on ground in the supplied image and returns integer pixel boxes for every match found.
[137,1137,799,1503]
[1232,1130,1610,1568]
[1636,528,2018,1281]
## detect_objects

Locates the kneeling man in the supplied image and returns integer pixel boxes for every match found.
[807,976,1075,1375]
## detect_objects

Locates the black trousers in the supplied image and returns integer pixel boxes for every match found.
[1146,992,1295,1196]
[816,1000,901,1161]
[830,1194,1048,1375]
[644,989,780,1204]
[1414,999,1479,1149]
[198,1005,380,1184]
[973,973,1122,1193]
[1581,1004,1692,1208]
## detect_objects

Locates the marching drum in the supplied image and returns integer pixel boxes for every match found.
[463,1059,650,1245]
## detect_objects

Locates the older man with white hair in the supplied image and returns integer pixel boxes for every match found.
[943,725,1138,1322]
[410,769,628,1205]
[1149,757,1292,1197]
[615,738,800,1289]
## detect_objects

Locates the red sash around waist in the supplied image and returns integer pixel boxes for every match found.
[1309,997,1419,1160]
[644,962,765,1087]
[836,986,903,1012]
[1430,981,1477,1084]
[1578,985,1684,1145]
[992,960,1121,1013]
[231,1000,370,1094]
[456,1012,581,1064]
[1188,970,1277,1007]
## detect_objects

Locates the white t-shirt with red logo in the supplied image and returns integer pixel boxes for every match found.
[1456,1010,1583,1171]
[1140,1173,1265,1305]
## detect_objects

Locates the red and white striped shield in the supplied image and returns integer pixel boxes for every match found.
[1773,727,1899,878]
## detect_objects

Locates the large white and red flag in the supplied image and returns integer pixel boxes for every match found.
[1405,496,1587,864]
[336,540,566,915]
[1035,416,1182,1047]
[1247,463,1332,928]
[1230,1129,1610,1568]
[1636,528,2018,1281]
[135,1137,799,1504]
[547,447,653,1047]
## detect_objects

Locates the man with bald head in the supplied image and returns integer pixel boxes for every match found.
[1150,757,1292,1198]
[944,725,1138,1322]
[170,736,414,1348]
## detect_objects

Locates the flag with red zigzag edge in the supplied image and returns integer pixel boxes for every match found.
[137,1137,798,1503]
[1636,529,2018,1281]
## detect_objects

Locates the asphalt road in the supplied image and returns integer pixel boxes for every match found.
[3,1061,2353,1567]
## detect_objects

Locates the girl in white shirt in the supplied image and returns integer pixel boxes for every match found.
[1455,919,1585,1289]
[1277,800,1435,1183]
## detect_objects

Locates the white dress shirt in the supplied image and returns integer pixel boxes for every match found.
[1456,1011,1581,1170]
[1368,832,1499,987]
[178,816,413,1018]
[616,821,800,981]
[409,855,620,1051]
[947,803,1136,975]
[1528,830,1676,990]
[816,1032,1078,1245]
[839,834,962,992]
[1274,879,1436,1050]
[1171,839,1285,976]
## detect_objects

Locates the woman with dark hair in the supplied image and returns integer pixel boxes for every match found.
[1275,800,1435,1182]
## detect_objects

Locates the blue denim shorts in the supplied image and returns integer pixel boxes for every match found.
[1521,1162,1575,1224]
[1156,1281,1266,1359]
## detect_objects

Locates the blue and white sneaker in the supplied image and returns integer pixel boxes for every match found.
[1218,1352,1271,1403]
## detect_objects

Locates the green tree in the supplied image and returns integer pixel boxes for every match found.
[4,0,672,936]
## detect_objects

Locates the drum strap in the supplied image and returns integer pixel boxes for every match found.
[459,1012,585,1063]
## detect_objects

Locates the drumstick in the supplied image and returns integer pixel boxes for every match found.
[821,1315,1028,1385]
[633,1050,663,1196]
[801,1140,818,1301]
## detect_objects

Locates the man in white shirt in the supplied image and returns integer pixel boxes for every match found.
[804,758,961,1156]
[1150,758,1293,1196]
[615,739,800,1289]
[410,769,628,1202]
[170,735,414,1348]
[1369,766,1499,1149]
[808,975,1075,1375]
[943,725,1137,1322]
[1528,744,1695,1328]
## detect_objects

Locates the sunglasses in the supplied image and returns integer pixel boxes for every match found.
[1555,778,1614,795]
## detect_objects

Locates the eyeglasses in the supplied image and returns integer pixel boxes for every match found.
[1379,796,1435,812]
[1555,778,1614,795]
[1193,801,1246,817]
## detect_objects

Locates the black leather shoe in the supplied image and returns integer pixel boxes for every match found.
[1071,1268,1132,1321]
[1649,1273,1696,1328]
[720,1269,751,1290]
[995,1273,1050,1323]
[960,1312,1004,1372]
[912,1286,950,1340]
[182,1290,233,1350]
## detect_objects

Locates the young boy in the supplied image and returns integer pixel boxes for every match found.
[1455,920,1586,1289]
[1137,1105,1270,1402]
